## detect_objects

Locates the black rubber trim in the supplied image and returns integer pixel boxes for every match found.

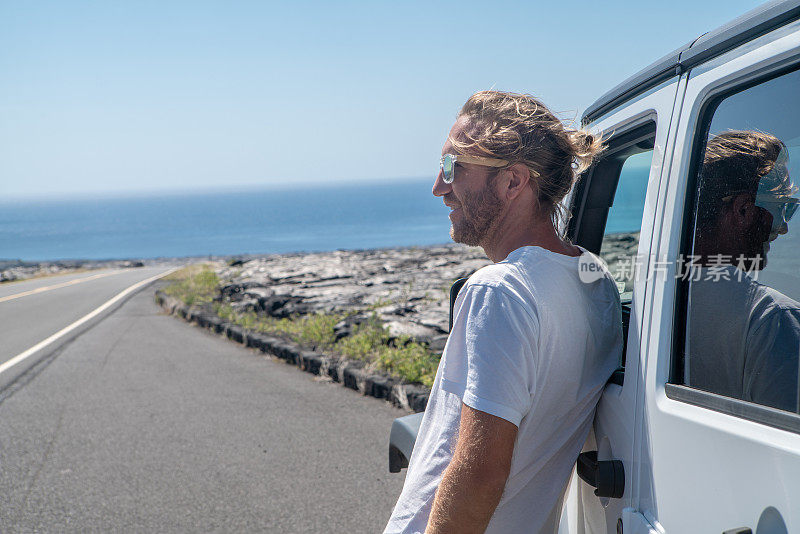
[665,383,800,434]
[582,0,800,125]
[448,277,469,332]
[582,47,688,125]
[681,0,800,70]
[568,120,657,252]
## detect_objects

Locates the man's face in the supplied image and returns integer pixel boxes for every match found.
[747,206,774,270]
[446,178,503,246]
[755,162,796,268]
[719,193,775,270]
[433,120,504,247]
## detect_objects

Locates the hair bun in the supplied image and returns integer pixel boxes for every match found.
[567,128,604,174]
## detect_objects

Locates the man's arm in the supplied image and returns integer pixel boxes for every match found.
[425,403,518,534]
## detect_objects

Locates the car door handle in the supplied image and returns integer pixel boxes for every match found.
[722,529,751,534]
[576,450,624,498]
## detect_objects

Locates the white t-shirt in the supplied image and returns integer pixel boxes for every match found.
[384,246,622,534]
[687,265,800,411]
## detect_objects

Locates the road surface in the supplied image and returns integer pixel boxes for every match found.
[0,270,406,532]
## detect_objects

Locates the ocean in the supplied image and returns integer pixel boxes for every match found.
[0,179,453,261]
[1,177,646,262]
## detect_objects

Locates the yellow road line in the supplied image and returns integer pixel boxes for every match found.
[0,268,177,376]
[0,271,124,304]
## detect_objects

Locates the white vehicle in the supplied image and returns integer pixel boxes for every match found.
[389,1,800,532]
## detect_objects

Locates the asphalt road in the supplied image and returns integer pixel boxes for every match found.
[0,267,167,367]
[0,272,407,532]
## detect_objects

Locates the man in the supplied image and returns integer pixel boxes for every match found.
[687,130,800,411]
[384,91,622,534]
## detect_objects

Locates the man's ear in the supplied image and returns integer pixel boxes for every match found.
[502,163,532,201]
[731,193,759,226]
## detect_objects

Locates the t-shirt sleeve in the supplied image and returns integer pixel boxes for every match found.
[744,308,800,412]
[440,283,538,427]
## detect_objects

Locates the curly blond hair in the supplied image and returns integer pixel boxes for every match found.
[451,91,605,233]
[698,130,796,232]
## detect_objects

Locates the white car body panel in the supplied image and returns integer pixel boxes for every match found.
[560,78,683,534]
[640,20,800,534]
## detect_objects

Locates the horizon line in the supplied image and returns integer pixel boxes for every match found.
[1,175,435,202]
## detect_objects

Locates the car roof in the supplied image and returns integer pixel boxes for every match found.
[582,0,800,125]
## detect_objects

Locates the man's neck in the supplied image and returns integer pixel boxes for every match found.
[481,213,580,263]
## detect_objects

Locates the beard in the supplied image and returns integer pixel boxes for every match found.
[737,209,774,271]
[750,209,776,270]
[448,184,503,246]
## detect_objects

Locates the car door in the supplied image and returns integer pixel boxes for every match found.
[639,21,800,534]
[559,75,684,534]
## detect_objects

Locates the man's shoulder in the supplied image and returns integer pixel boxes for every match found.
[461,262,538,319]
[467,261,521,286]
[466,260,530,294]
[756,282,800,312]
[464,247,562,297]
[746,281,800,335]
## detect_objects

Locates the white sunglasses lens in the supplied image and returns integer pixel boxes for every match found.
[786,202,798,221]
[442,155,454,183]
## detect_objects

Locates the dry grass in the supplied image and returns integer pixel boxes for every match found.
[162,264,220,306]
[163,265,439,387]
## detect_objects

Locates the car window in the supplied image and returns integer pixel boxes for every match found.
[571,124,655,371]
[678,67,800,413]
[599,150,653,303]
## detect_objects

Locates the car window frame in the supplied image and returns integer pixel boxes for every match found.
[568,118,657,380]
[667,61,800,434]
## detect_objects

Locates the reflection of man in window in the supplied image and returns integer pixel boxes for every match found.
[688,130,800,412]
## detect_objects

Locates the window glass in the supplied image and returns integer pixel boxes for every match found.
[681,68,800,413]
[600,150,653,302]
[595,147,653,369]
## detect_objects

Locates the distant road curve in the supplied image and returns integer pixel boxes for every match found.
[0,267,176,387]
[0,270,122,303]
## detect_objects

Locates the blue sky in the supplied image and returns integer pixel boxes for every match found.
[1,0,759,198]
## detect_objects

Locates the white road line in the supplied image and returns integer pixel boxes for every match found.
[0,268,178,377]
[0,271,124,304]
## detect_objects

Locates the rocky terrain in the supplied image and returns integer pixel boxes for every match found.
[213,244,493,353]
[210,234,638,351]
[600,231,641,293]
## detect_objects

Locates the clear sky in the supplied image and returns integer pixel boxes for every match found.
[1,0,760,198]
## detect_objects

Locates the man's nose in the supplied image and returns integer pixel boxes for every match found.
[432,168,451,197]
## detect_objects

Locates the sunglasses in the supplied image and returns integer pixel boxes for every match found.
[722,192,799,223]
[757,195,799,224]
[439,153,509,184]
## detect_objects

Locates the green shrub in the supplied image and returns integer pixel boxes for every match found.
[375,338,438,387]
[295,312,342,348]
[163,264,220,306]
[166,266,440,387]
[335,315,387,360]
